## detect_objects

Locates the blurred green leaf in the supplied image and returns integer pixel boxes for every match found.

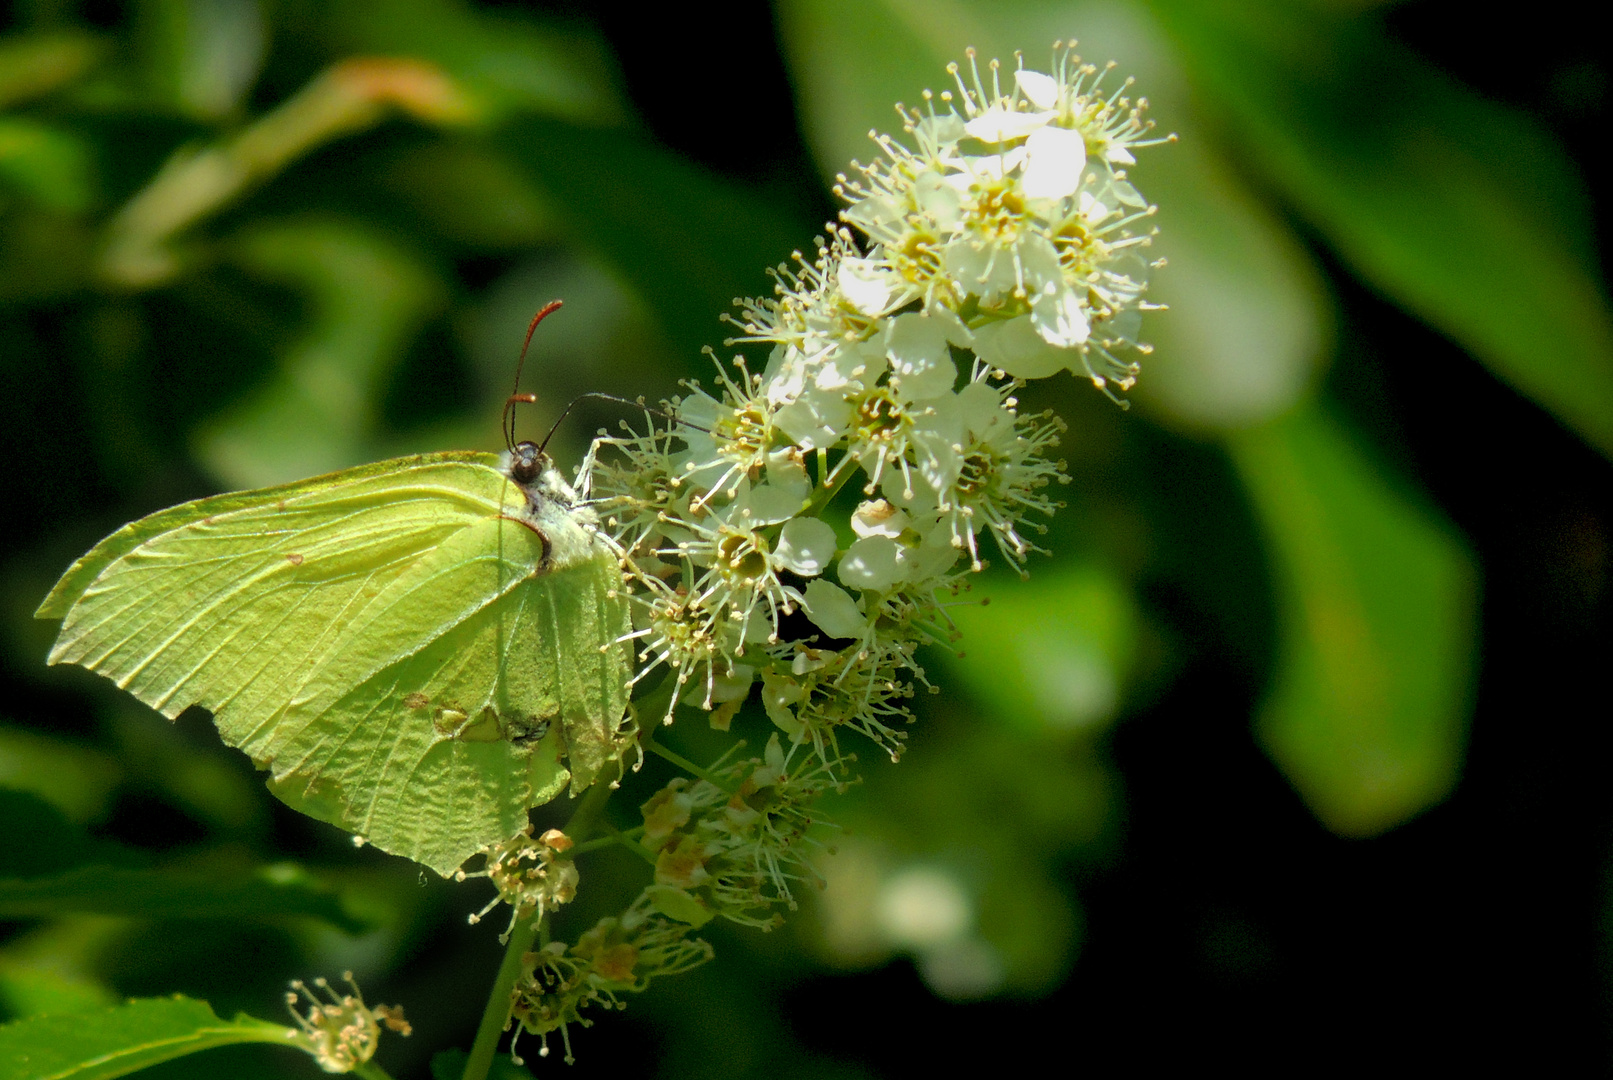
[812,711,1110,996]
[0,996,292,1080]
[0,920,123,1022]
[322,0,625,124]
[777,0,997,182]
[946,563,1138,736]
[96,707,271,838]
[0,726,120,823]
[378,138,556,250]
[1229,402,1476,835]
[1139,135,1330,429]
[499,118,816,364]
[0,792,138,879]
[198,218,444,487]
[0,959,118,1022]
[136,0,266,119]
[0,118,95,213]
[0,30,105,109]
[1148,0,1613,457]
[0,791,367,931]
[0,864,368,932]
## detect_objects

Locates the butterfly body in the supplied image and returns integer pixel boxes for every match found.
[38,448,633,875]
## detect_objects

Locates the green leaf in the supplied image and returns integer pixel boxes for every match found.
[1147,0,1613,457]
[0,996,293,1080]
[0,119,96,214]
[0,31,105,109]
[777,0,998,182]
[498,117,818,365]
[0,791,137,880]
[321,0,625,124]
[0,727,120,824]
[1228,403,1477,835]
[199,220,445,489]
[0,919,121,1022]
[136,0,266,119]
[0,790,367,930]
[945,563,1138,736]
[0,864,367,932]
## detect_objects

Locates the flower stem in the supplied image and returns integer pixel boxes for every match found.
[571,824,647,855]
[597,821,659,867]
[353,1061,397,1080]
[803,450,860,518]
[642,732,732,793]
[459,779,616,1080]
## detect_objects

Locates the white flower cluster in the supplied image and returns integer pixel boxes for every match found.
[587,45,1163,768]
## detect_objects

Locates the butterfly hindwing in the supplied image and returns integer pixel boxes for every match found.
[40,452,633,875]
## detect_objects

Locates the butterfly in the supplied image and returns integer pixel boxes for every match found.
[34,302,634,876]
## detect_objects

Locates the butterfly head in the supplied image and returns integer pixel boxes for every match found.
[507,441,548,486]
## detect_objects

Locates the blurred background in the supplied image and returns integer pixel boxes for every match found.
[1,0,1609,1073]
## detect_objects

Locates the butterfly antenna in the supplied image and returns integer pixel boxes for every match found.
[537,393,702,455]
[503,299,564,451]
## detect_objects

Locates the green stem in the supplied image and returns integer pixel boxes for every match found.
[642,733,732,793]
[571,824,645,854]
[802,449,861,518]
[459,780,616,1080]
[353,1061,397,1080]
[598,822,658,868]
[458,916,538,1080]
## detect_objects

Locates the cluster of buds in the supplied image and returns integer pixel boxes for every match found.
[285,973,410,1074]
[455,826,578,940]
[639,734,845,928]
[587,44,1163,767]
[508,894,715,1065]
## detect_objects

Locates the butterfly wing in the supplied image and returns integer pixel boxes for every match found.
[39,452,633,874]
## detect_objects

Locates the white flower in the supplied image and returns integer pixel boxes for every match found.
[587,44,1162,766]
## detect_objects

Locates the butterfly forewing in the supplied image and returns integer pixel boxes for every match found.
[41,452,634,875]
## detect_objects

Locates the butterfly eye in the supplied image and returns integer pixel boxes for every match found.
[509,443,545,485]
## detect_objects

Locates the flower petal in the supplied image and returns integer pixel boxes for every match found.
[775,517,839,577]
[1015,68,1060,110]
[852,499,910,539]
[971,314,1074,378]
[884,312,957,400]
[963,106,1054,143]
[838,536,905,591]
[1031,285,1092,348]
[801,579,867,639]
[1020,125,1086,201]
[838,256,900,316]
